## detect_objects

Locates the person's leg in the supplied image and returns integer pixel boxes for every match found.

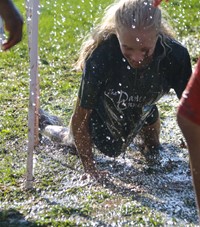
[136,105,161,158]
[63,115,75,145]
[39,109,63,130]
[39,109,77,153]
[138,117,161,154]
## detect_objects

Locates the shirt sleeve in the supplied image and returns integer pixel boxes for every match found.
[171,45,192,99]
[178,58,200,125]
[78,40,111,109]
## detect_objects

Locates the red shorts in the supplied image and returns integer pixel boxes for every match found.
[178,58,200,125]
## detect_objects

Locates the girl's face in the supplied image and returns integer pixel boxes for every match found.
[117,27,158,69]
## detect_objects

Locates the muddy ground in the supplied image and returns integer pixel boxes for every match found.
[1,91,198,226]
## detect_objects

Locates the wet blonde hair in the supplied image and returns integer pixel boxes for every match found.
[75,0,174,71]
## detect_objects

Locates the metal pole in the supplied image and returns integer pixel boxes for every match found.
[26,0,40,189]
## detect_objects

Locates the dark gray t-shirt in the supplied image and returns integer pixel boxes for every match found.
[78,34,192,156]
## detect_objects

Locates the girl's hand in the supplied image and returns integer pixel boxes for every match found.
[3,15,23,50]
[81,169,109,182]
[0,1,23,50]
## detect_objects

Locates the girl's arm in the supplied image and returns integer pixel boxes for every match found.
[177,58,200,218]
[71,98,99,178]
[177,114,200,216]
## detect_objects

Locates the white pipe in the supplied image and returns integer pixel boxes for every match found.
[26,0,40,189]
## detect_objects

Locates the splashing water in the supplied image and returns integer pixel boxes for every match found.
[1,0,199,226]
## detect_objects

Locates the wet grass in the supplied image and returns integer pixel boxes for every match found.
[0,0,200,226]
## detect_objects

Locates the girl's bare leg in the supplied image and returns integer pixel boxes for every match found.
[136,117,161,158]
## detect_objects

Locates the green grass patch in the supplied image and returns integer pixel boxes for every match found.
[0,0,199,226]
